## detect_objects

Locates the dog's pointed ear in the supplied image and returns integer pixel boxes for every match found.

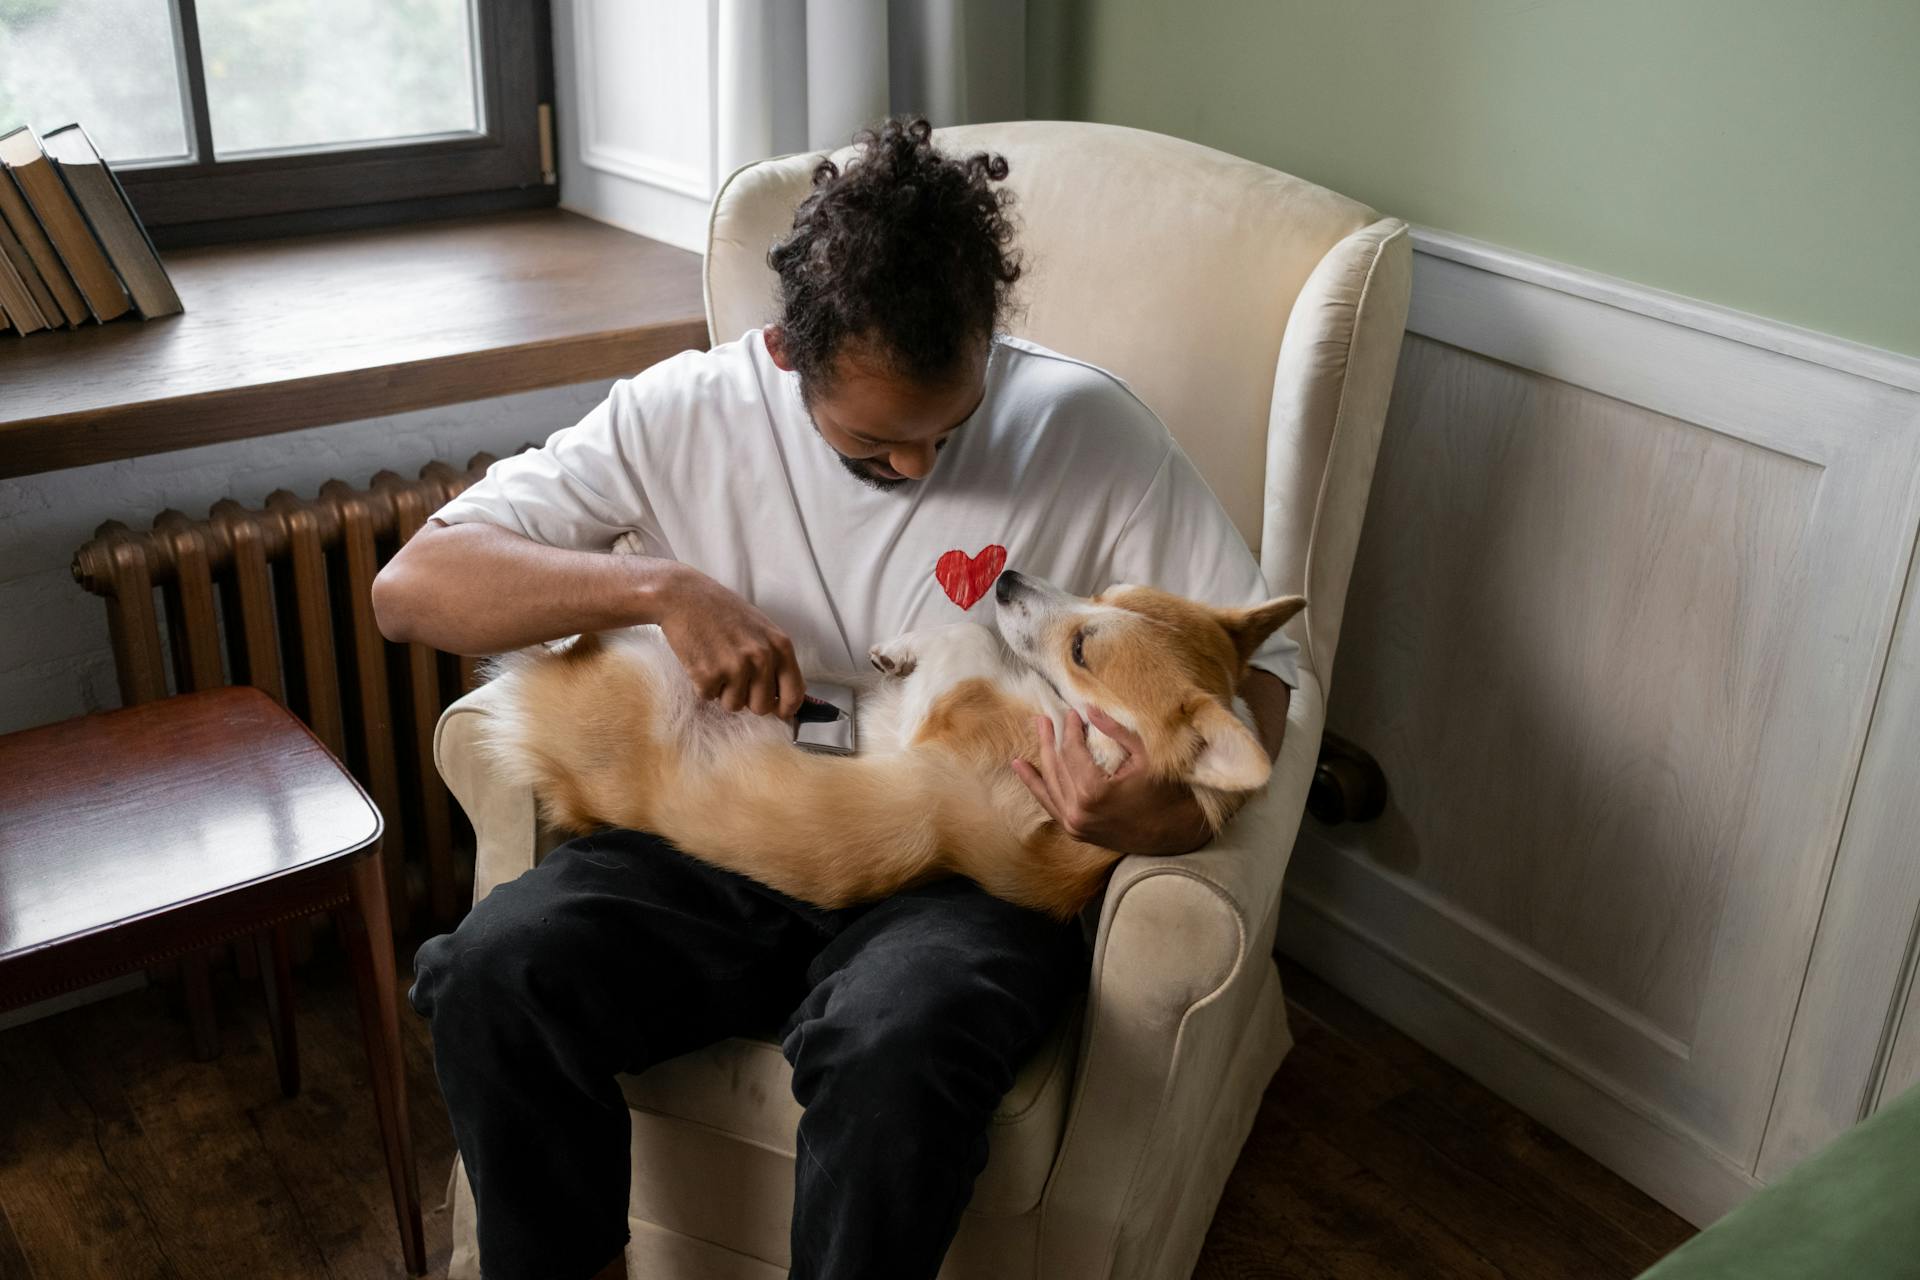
[1187,699,1272,793]
[1218,596,1306,665]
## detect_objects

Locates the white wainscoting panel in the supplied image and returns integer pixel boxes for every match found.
[577,0,714,196]
[1881,949,1920,1109]
[1279,229,1920,1225]
[1758,462,1920,1175]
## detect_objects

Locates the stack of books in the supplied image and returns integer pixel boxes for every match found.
[0,123,183,336]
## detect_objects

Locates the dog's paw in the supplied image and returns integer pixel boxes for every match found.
[868,639,918,677]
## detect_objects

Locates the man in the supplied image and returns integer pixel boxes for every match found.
[375,117,1295,1280]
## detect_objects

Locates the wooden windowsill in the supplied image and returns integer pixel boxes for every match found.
[0,209,711,480]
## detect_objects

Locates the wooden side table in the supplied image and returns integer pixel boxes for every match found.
[0,686,426,1274]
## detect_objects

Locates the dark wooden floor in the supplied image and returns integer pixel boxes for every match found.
[1195,961,1694,1279]
[0,947,1692,1279]
[0,947,461,1279]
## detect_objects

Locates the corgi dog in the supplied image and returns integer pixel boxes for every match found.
[480,571,1304,921]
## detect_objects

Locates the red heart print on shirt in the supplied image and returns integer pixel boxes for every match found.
[935,545,1008,611]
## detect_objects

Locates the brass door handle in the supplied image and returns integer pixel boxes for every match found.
[1306,731,1387,825]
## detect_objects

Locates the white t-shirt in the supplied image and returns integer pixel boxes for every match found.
[433,331,1300,688]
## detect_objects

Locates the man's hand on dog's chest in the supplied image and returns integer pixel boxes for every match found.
[1011,708,1213,857]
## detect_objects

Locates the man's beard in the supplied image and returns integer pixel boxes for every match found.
[801,399,948,492]
[838,452,912,492]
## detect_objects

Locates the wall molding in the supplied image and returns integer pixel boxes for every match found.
[1278,896,1761,1227]
[1758,403,1920,1177]
[1402,233,1916,470]
[1405,223,1920,1183]
[1284,225,1920,1222]
[572,0,717,200]
[1288,840,1697,1063]
[1879,916,1920,1108]
[556,0,720,251]
[1411,227,1920,395]
[578,145,713,202]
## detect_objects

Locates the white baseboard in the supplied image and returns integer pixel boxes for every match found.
[1278,895,1759,1227]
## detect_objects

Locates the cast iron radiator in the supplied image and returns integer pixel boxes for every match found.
[70,453,502,931]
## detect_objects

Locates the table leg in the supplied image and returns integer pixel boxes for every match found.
[291,915,316,965]
[182,951,219,1060]
[337,850,426,1276]
[235,935,260,981]
[256,926,300,1098]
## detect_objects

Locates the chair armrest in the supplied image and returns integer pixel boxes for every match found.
[1038,669,1325,1277]
[434,681,540,905]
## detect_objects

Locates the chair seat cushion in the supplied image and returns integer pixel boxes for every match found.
[619,1003,1082,1217]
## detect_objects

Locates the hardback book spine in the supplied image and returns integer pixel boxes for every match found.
[0,243,49,333]
[0,165,85,326]
[0,125,131,323]
[0,214,62,324]
[42,123,183,320]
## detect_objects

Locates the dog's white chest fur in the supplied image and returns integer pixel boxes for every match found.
[867,623,1124,769]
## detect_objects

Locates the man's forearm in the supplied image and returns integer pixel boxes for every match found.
[1173,670,1290,850]
[372,520,681,655]
[1127,671,1292,857]
[1242,668,1291,762]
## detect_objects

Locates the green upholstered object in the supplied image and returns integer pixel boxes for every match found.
[1637,1080,1920,1278]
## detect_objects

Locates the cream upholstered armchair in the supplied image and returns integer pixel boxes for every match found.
[433,121,1410,1279]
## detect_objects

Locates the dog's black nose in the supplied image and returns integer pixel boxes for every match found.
[995,571,1022,604]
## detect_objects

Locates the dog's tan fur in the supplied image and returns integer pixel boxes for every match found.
[482,577,1302,920]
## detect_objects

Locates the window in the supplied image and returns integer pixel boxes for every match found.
[0,0,553,244]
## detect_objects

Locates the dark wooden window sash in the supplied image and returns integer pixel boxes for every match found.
[116,0,553,246]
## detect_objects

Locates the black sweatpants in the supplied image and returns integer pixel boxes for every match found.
[409,829,1088,1280]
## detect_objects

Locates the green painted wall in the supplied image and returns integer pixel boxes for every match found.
[1027,0,1920,358]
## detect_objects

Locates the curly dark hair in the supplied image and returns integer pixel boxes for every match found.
[767,117,1022,393]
